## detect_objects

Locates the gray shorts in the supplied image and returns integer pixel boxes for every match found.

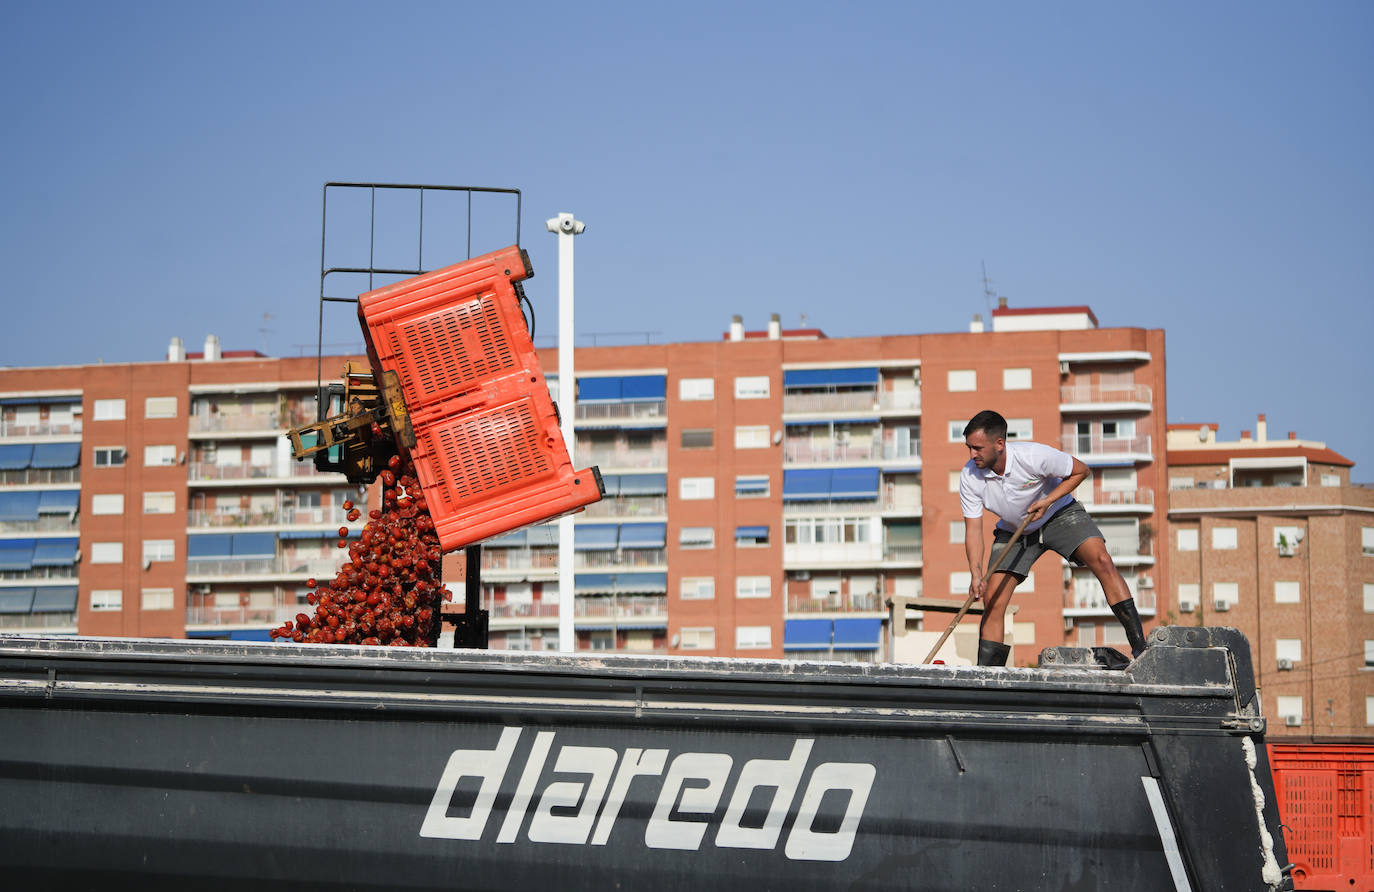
[990,501,1102,581]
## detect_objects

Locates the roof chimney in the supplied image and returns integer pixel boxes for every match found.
[729,315,744,342]
[768,313,781,340]
[997,296,1008,309]
[1256,413,1267,443]
[1240,429,1251,441]
[970,313,984,333]
[204,334,221,362]
[1288,431,1297,440]
[168,337,185,362]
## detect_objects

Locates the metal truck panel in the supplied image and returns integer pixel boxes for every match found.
[0,630,1288,890]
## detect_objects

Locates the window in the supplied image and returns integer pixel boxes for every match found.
[949,470,961,493]
[947,370,977,392]
[93,398,125,421]
[1212,527,1238,550]
[735,526,769,547]
[1321,474,1340,487]
[1101,468,1136,491]
[90,589,123,611]
[141,588,174,611]
[680,577,715,600]
[1368,697,1374,727]
[1213,582,1238,608]
[679,526,714,549]
[1274,581,1300,604]
[1177,529,1198,551]
[91,494,124,515]
[950,571,972,594]
[736,625,771,649]
[950,521,965,544]
[143,491,175,514]
[1006,418,1033,440]
[734,376,770,399]
[142,539,175,563]
[681,429,714,449]
[735,475,769,498]
[1003,368,1032,390]
[680,627,715,650]
[734,425,770,449]
[949,420,969,442]
[94,447,126,467]
[1366,583,1374,613]
[1364,527,1374,557]
[1169,476,1194,490]
[1365,641,1374,669]
[811,576,841,599]
[90,542,123,564]
[736,576,772,598]
[144,396,177,419]
[1102,625,1129,646]
[1101,419,1135,440]
[144,445,177,467]
[1276,695,1302,726]
[1178,583,1200,607]
[1275,639,1302,663]
[679,377,715,401]
[679,477,715,500]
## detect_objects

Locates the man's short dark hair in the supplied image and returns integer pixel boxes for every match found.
[963,410,1007,442]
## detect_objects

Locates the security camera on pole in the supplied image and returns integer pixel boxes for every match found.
[546,212,584,654]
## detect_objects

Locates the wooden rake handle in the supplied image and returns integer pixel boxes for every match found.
[922,513,1036,664]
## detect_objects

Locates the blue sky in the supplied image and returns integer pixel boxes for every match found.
[2,1,1371,476]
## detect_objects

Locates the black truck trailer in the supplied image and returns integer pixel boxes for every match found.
[0,625,1288,890]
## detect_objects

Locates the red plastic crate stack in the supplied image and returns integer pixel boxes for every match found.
[357,245,601,552]
[1268,743,1374,891]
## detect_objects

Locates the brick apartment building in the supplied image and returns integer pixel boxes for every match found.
[0,303,1170,669]
[1167,416,1374,741]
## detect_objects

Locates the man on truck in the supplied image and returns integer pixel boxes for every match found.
[959,410,1148,666]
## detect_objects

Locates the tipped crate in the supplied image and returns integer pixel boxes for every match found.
[1269,743,1374,891]
[357,245,601,552]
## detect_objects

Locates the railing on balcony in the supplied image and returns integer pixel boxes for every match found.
[0,515,79,534]
[882,545,923,563]
[576,595,668,618]
[1063,435,1153,459]
[481,548,560,571]
[185,604,300,626]
[1060,384,1152,405]
[782,390,921,415]
[189,413,285,434]
[1064,587,1156,613]
[0,420,82,438]
[582,496,668,518]
[1079,488,1154,508]
[186,555,341,578]
[577,448,668,469]
[186,506,352,528]
[1,566,78,581]
[783,498,881,514]
[0,467,81,486]
[188,462,276,481]
[574,549,667,569]
[787,591,884,614]
[0,611,77,630]
[574,402,667,423]
[486,601,562,619]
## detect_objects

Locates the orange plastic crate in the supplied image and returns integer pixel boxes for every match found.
[357,245,601,551]
[1269,743,1374,891]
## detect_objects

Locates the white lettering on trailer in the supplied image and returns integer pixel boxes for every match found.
[420,727,876,862]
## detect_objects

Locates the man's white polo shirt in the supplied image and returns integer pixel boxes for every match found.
[960,440,1074,533]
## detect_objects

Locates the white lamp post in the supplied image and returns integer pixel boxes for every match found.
[546,212,585,654]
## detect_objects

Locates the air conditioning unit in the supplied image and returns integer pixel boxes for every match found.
[1063,616,1074,633]
[1138,575,1153,589]
[1284,715,1301,727]
[1277,658,1294,671]
[1178,599,1195,614]
[1059,360,1071,375]
[792,571,810,581]
[1213,598,1232,612]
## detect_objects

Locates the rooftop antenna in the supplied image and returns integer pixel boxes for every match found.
[981,261,997,318]
[259,313,274,355]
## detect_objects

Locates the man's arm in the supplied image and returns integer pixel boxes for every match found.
[965,517,987,600]
[1026,456,1090,521]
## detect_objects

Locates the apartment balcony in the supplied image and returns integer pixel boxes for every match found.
[577,448,668,470]
[1079,488,1154,514]
[577,594,668,621]
[0,420,82,438]
[882,545,923,565]
[574,549,667,570]
[0,565,78,582]
[186,555,341,581]
[0,515,80,534]
[581,495,667,518]
[783,543,884,568]
[1063,435,1153,465]
[487,600,562,620]
[787,591,884,614]
[783,498,881,515]
[186,505,352,528]
[188,462,276,482]
[1059,384,1153,412]
[574,401,667,427]
[189,413,284,435]
[0,467,80,486]
[0,611,77,631]
[782,390,921,416]
[1063,587,1156,617]
[481,548,560,572]
[185,603,300,627]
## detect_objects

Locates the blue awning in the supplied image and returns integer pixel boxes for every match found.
[31,586,78,613]
[0,444,33,470]
[735,476,769,494]
[0,395,81,406]
[30,443,81,469]
[577,377,622,401]
[575,572,666,594]
[736,525,769,539]
[0,540,35,571]
[277,530,333,539]
[784,619,833,651]
[32,539,79,566]
[784,418,878,427]
[485,528,527,548]
[597,475,622,497]
[783,367,879,389]
[618,523,666,549]
[830,467,880,500]
[575,572,616,593]
[0,588,35,614]
[782,469,832,501]
[234,533,276,558]
[229,629,274,641]
[0,491,41,521]
[575,524,620,551]
[187,534,234,559]
[37,490,80,514]
[833,618,883,650]
[618,473,667,495]
[577,375,666,402]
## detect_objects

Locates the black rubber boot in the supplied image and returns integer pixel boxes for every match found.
[1110,597,1148,658]
[976,638,1011,667]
